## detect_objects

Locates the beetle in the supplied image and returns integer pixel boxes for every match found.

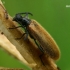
[9,12,60,62]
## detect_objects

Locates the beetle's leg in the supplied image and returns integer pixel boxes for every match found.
[23,27,29,40]
[16,33,26,40]
[9,26,22,29]
[39,53,45,66]
[34,39,44,53]
[16,32,28,40]
[9,26,26,40]
[15,27,29,40]
[33,39,45,65]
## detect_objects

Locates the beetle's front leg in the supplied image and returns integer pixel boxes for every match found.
[9,26,22,29]
[15,27,29,40]
[9,26,26,40]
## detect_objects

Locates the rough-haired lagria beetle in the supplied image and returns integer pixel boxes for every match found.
[9,12,60,67]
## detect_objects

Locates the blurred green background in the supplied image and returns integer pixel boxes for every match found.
[0,0,70,70]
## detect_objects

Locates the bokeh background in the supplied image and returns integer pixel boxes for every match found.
[0,0,70,70]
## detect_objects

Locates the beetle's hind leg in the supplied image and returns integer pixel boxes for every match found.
[39,53,45,66]
[33,39,45,65]
[34,39,44,53]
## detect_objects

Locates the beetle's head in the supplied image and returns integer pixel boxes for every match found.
[13,14,22,22]
[13,12,33,26]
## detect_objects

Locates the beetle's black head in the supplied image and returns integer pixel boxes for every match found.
[13,14,23,22]
[13,12,33,27]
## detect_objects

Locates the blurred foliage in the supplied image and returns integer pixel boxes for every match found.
[0,0,70,70]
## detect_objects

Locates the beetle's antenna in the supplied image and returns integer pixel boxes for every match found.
[17,12,33,16]
[15,12,33,19]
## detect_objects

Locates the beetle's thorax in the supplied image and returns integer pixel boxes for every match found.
[21,17,31,27]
